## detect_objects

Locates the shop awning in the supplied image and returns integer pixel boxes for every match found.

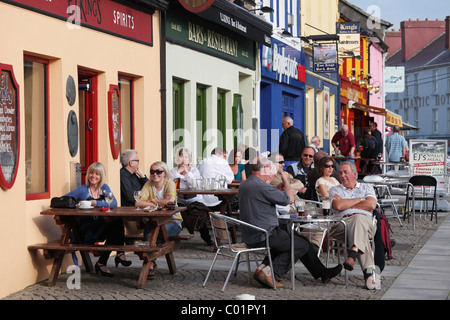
[385,110,402,127]
[195,0,273,46]
[350,102,387,116]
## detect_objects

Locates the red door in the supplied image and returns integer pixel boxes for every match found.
[78,69,98,181]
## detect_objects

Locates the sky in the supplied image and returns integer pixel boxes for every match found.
[348,0,450,30]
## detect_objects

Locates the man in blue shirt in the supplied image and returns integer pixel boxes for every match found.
[385,125,407,163]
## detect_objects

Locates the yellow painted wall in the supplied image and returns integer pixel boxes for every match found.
[0,3,162,298]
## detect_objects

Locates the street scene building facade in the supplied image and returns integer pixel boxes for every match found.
[1,0,447,298]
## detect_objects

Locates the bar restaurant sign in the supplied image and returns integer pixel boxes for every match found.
[1,0,153,45]
[166,5,255,69]
[0,64,20,190]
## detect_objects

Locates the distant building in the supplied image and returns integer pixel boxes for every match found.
[385,17,450,147]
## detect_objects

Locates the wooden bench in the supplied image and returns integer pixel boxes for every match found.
[124,234,194,249]
[28,240,176,288]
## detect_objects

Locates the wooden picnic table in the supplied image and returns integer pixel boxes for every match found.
[29,206,186,288]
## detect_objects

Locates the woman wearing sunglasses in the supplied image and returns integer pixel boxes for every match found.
[315,156,340,200]
[137,161,183,277]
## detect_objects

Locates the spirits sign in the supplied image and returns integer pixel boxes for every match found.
[1,0,153,45]
[0,64,20,189]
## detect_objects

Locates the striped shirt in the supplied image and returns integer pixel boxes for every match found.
[328,182,377,218]
[140,179,182,223]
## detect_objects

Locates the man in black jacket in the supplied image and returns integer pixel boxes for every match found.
[279,116,306,170]
[369,122,383,173]
[120,149,148,207]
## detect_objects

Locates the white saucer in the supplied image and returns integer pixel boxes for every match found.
[79,206,94,210]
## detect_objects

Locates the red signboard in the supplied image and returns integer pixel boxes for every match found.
[2,0,153,45]
[0,64,20,190]
[108,84,121,160]
[178,0,215,13]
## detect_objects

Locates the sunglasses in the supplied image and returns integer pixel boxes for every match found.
[324,164,335,168]
[302,154,314,158]
[150,169,164,175]
[277,161,285,164]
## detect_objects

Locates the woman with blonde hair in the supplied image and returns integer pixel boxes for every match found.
[138,161,183,238]
[64,162,130,277]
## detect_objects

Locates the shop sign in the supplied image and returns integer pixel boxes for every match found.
[313,43,337,73]
[409,140,447,175]
[337,22,360,57]
[1,0,153,45]
[0,64,20,190]
[261,39,305,85]
[178,0,215,13]
[386,111,402,127]
[108,85,120,160]
[166,8,255,69]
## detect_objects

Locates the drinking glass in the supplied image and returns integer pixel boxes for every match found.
[106,191,114,212]
[295,199,305,217]
[134,190,142,210]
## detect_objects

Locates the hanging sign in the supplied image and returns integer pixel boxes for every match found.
[108,85,121,160]
[0,63,20,189]
[313,43,337,73]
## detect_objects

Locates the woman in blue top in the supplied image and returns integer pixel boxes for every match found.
[228,148,246,181]
[65,162,130,276]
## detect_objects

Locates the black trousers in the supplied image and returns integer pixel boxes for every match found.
[79,217,125,265]
[252,226,325,281]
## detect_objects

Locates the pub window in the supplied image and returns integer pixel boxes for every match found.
[196,85,207,162]
[217,89,227,148]
[173,79,185,150]
[119,76,134,153]
[24,56,49,199]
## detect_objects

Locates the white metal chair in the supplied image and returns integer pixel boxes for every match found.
[202,212,277,292]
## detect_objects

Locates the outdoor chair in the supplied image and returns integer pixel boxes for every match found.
[202,212,276,292]
[405,175,438,229]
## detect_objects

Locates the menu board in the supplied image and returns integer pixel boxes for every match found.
[409,139,447,175]
[0,64,20,189]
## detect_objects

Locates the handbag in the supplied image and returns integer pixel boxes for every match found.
[50,196,79,208]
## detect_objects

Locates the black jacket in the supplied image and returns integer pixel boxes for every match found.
[279,126,306,161]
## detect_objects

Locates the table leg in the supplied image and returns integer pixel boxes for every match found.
[48,251,65,286]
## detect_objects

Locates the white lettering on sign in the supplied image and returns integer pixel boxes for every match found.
[113,10,134,29]
[263,43,301,84]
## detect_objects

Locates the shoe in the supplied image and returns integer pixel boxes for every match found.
[253,268,283,288]
[365,275,376,290]
[343,257,355,271]
[95,262,113,277]
[320,264,343,284]
[204,239,214,246]
[115,253,132,267]
[147,261,157,279]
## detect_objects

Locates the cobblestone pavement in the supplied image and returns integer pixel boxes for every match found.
[3,212,447,301]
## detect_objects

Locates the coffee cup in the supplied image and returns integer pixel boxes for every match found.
[79,200,91,208]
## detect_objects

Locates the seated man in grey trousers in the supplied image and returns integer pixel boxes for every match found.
[329,161,378,290]
[239,157,342,288]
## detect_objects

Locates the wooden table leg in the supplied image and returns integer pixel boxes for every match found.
[48,251,65,286]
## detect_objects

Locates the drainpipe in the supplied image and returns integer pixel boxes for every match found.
[160,9,167,162]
